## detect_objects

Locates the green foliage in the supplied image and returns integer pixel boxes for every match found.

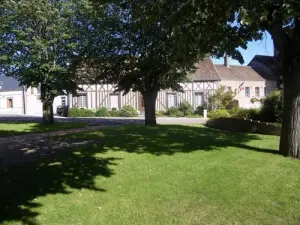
[68,108,95,117]
[231,108,261,120]
[119,105,138,117]
[110,110,121,117]
[178,101,194,116]
[166,107,180,117]
[260,91,283,123]
[195,106,205,115]
[209,86,237,110]
[156,111,166,117]
[208,109,231,119]
[95,107,110,117]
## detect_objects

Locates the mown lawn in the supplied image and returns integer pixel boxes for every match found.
[0,122,88,137]
[1,125,300,225]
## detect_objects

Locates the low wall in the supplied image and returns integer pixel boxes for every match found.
[206,117,281,136]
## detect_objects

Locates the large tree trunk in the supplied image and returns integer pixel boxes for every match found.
[279,60,300,158]
[143,90,158,126]
[41,84,55,124]
[42,99,54,124]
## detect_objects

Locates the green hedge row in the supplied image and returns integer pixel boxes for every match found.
[68,105,138,118]
[206,117,281,136]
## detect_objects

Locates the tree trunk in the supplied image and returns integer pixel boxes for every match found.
[41,84,55,124]
[42,99,54,124]
[143,90,158,126]
[279,59,300,158]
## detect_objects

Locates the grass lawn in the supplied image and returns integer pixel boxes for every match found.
[1,125,300,225]
[0,122,88,137]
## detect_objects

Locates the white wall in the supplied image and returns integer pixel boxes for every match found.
[0,91,24,114]
[219,80,276,109]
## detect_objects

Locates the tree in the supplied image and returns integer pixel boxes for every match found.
[235,0,300,157]
[87,0,260,125]
[0,0,92,123]
[209,86,238,110]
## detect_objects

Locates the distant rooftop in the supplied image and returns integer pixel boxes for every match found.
[0,75,22,92]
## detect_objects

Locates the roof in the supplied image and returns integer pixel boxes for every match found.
[248,55,277,81]
[214,65,266,81]
[188,58,220,81]
[0,75,22,92]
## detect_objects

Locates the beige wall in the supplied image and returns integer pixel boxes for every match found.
[220,80,277,109]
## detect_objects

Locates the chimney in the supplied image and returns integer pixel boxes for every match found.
[224,55,230,68]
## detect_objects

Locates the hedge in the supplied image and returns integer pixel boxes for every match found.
[206,117,281,136]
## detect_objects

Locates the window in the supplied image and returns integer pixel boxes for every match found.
[226,86,232,92]
[195,92,204,107]
[7,98,13,108]
[264,87,267,96]
[245,87,250,97]
[255,87,260,97]
[167,93,177,108]
[110,94,119,109]
[78,94,87,108]
[61,96,66,106]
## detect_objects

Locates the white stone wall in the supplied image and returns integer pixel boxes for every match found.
[220,80,277,109]
[0,91,24,114]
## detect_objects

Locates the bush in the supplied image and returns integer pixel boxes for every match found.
[156,111,166,117]
[195,106,204,115]
[208,109,231,119]
[178,101,194,116]
[119,105,138,117]
[260,90,283,123]
[166,107,180,116]
[231,108,261,120]
[95,107,110,117]
[174,111,184,117]
[209,86,237,110]
[68,108,95,117]
[110,110,121,117]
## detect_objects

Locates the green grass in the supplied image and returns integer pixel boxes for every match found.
[0,122,88,137]
[1,125,300,225]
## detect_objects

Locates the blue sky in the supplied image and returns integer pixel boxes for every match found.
[212,32,274,66]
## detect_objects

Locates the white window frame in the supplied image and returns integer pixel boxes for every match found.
[61,96,67,106]
[78,94,87,108]
[195,92,204,108]
[167,93,177,108]
[255,87,260,97]
[245,87,250,97]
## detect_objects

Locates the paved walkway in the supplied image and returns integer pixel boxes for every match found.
[0,125,115,168]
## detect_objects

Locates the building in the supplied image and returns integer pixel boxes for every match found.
[70,56,277,112]
[0,55,277,115]
[215,56,277,108]
[0,75,42,115]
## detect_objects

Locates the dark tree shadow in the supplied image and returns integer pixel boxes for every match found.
[66,125,278,156]
[0,147,119,225]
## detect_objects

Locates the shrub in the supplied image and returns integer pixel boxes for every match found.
[209,86,237,110]
[68,108,95,117]
[119,105,138,117]
[110,110,121,117]
[260,90,283,123]
[156,111,166,117]
[178,101,194,116]
[95,107,110,117]
[195,106,204,115]
[166,107,180,116]
[174,111,184,117]
[231,108,261,121]
[208,109,231,119]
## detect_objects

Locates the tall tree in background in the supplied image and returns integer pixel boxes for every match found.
[236,0,300,158]
[87,0,260,125]
[0,0,94,124]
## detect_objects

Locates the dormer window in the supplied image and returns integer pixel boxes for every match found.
[0,81,3,89]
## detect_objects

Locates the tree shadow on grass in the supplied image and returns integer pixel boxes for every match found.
[0,147,119,225]
[70,125,279,156]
